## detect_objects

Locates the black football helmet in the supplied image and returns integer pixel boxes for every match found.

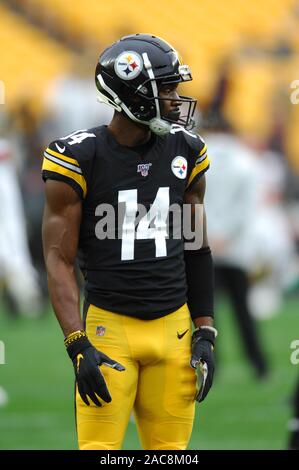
[95,34,197,135]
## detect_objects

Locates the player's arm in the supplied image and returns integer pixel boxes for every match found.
[42,180,82,335]
[184,174,217,402]
[42,180,124,406]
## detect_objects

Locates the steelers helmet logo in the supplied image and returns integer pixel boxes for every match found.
[114,51,143,80]
[171,156,188,179]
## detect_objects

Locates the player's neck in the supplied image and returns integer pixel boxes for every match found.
[107,113,151,147]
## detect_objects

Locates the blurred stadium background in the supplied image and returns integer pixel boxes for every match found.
[0,0,299,450]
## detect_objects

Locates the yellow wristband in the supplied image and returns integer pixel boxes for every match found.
[64,330,87,348]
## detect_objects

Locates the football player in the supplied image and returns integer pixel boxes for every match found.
[42,34,217,450]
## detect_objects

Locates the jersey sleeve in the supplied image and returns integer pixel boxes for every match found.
[186,134,210,189]
[42,141,87,199]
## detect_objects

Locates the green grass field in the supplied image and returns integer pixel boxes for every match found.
[0,296,298,450]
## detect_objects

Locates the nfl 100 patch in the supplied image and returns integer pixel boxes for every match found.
[137,162,152,177]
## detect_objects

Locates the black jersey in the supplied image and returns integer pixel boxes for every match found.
[42,125,209,319]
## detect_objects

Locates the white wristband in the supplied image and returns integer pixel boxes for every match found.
[195,325,218,338]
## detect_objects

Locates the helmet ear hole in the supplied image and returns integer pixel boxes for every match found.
[120,86,151,118]
[118,84,139,104]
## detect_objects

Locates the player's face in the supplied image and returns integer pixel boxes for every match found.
[159,83,182,122]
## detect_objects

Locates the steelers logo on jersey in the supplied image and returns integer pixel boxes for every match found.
[114,51,143,80]
[171,156,188,179]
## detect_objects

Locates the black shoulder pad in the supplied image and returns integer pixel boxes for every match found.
[169,125,206,155]
[56,128,98,163]
[42,127,100,200]
[183,131,206,155]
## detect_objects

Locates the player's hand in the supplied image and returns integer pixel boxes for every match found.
[190,326,217,403]
[65,332,125,406]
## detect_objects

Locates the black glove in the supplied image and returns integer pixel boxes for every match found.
[190,326,217,403]
[66,333,125,407]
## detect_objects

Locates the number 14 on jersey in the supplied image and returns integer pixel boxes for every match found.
[119,187,170,261]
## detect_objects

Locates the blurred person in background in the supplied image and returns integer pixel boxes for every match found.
[204,112,269,379]
[41,54,113,142]
[0,112,42,317]
[245,142,299,318]
[11,97,49,304]
[243,95,299,449]
[242,99,299,318]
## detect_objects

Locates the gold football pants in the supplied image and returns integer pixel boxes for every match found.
[76,303,197,450]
